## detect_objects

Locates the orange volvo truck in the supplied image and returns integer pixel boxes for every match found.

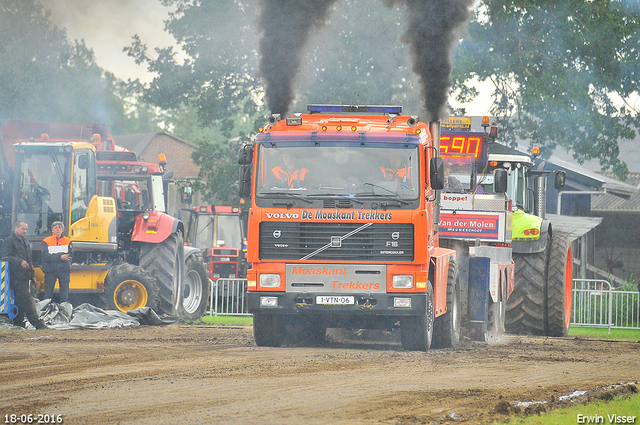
[239,105,506,350]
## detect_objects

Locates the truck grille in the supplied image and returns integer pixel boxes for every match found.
[259,222,414,261]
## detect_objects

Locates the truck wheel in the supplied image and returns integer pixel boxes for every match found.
[253,314,284,347]
[105,263,158,313]
[401,282,434,351]
[182,255,210,321]
[506,236,548,335]
[546,232,572,337]
[432,260,461,348]
[139,232,185,317]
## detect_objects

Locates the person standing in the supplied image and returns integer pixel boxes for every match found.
[42,221,72,303]
[1,221,48,329]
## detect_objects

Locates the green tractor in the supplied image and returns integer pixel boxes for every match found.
[482,147,573,337]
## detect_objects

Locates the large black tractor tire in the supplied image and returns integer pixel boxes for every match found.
[253,314,285,347]
[506,235,549,335]
[139,232,185,317]
[546,232,572,337]
[401,282,434,351]
[182,254,210,321]
[105,263,158,313]
[432,260,461,349]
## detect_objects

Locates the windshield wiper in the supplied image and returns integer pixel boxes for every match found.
[257,191,313,205]
[362,182,409,205]
[305,193,364,204]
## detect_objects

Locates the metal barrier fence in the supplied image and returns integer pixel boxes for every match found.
[207,278,250,316]
[571,279,640,333]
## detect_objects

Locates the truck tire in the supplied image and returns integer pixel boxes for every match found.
[506,236,549,335]
[546,232,572,337]
[401,282,434,351]
[182,254,210,321]
[139,232,185,317]
[432,260,461,348]
[105,263,158,313]
[253,314,284,347]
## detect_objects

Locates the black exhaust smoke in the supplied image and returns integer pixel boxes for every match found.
[257,0,473,120]
[257,0,339,116]
[383,0,474,122]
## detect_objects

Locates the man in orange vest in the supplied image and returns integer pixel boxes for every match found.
[271,152,309,189]
[380,155,413,189]
[42,221,73,303]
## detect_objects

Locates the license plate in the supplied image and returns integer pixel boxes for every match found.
[316,296,355,305]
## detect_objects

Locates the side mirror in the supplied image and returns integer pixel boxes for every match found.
[238,145,254,165]
[181,186,193,204]
[554,170,566,191]
[493,168,508,194]
[77,154,89,170]
[238,165,252,199]
[429,157,444,190]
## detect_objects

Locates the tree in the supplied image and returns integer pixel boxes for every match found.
[0,0,141,133]
[453,0,640,179]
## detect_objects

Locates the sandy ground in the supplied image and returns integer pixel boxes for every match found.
[0,324,638,425]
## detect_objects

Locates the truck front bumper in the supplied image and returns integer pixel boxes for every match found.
[247,291,428,317]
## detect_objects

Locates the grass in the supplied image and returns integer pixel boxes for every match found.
[200,315,253,326]
[495,392,640,425]
[569,326,640,341]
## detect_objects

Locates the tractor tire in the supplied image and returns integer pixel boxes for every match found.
[253,314,285,347]
[506,235,549,335]
[105,263,158,313]
[139,232,185,317]
[401,282,434,351]
[182,254,210,321]
[432,260,461,348]
[546,232,572,337]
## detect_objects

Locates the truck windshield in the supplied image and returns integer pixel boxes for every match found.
[16,151,69,235]
[192,214,243,251]
[255,144,420,200]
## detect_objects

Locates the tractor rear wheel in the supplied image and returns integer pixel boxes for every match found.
[432,261,461,348]
[182,254,210,321]
[105,263,158,313]
[546,232,572,337]
[506,235,549,335]
[139,232,185,317]
[401,282,434,351]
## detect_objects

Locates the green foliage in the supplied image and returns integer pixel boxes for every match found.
[191,135,252,205]
[453,0,640,179]
[496,392,640,425]
[0,1,121,130]
[201,315,253,326]
[569,326,640,341]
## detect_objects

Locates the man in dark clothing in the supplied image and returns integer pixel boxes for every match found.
[42,221,72,303]
[1,220,47,329]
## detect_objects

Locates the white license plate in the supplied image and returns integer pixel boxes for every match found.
[316,296,355,305]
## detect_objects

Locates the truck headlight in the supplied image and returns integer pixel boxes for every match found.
[259,274,281,288]
[392,275,413,289]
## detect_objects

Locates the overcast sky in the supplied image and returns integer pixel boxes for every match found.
[41,0,175,83]
[38,0,495,115]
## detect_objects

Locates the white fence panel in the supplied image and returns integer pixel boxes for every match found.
[208,279,250,316]
[571,279,640,333]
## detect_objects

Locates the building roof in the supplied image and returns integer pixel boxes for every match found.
[545,214,602,241]
[113,132,197,155]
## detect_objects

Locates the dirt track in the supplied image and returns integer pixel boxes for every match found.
[0,324,638,424]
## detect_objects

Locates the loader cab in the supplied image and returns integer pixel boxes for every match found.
[12,142,97,241]
[484,154,532,211]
